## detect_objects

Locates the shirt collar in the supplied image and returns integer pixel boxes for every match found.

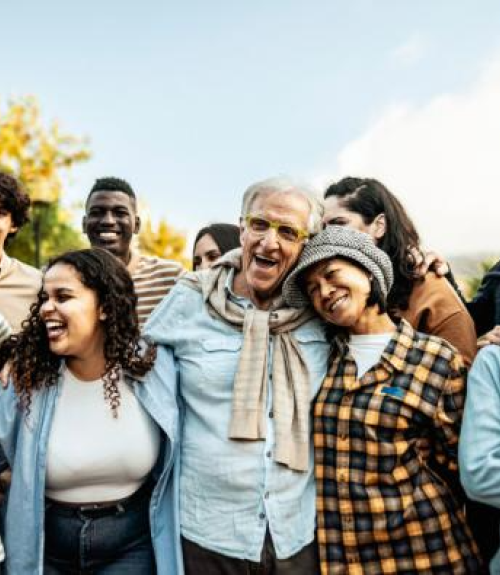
[334,319,416,374]
[225,268,253,309]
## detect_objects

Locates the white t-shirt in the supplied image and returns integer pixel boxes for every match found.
[45,366,161,503]
[348,332,395,378]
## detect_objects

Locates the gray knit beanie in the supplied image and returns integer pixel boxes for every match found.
[283,225,394,308]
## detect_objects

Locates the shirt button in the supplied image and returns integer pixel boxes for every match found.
[269,411,274,419]
[266,451,272,458]
[259,512,266,520]
[264,492,270,499]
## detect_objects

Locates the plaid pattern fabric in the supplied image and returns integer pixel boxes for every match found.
[314,320,481,574]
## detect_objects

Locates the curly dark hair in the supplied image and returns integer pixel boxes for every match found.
[0,248,156,416]
[324,177,423,314]
[0,171,31,238]
[86,177,136,208]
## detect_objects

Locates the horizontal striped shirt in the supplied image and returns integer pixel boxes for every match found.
[129,253,184,329]
[315,320,481,574]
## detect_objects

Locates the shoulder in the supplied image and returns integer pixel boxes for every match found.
[8,258,42,283]
[136,255,184,275]
[143,279,204,334]
[399,321,464,378]
[471,345,500,374]
[406,271,469,321]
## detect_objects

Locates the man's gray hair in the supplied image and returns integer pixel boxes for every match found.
[240,176,324,235]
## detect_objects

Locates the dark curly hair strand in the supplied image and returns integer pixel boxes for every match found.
[0,248,156,416]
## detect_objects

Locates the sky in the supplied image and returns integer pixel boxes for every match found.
[2,0,500,255]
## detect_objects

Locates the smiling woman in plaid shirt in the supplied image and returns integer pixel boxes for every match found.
[284,226,481,575]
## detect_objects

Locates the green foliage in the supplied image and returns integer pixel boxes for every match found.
[0,97,89,267]
[465,258,498,299]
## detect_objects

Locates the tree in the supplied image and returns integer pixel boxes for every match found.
[138,207,190,268]
[0,97,90,266]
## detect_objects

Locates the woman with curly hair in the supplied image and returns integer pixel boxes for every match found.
[323,177,477,367]
[0,248,181,575]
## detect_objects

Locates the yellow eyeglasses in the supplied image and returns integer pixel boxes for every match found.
[245,215,309,244]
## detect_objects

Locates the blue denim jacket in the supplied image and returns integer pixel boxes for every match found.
[144,280,330,562]
[459,345,500,574]
[0,346,182,575]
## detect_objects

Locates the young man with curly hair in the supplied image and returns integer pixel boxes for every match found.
[0,171,41,334]
[83,177,184,328]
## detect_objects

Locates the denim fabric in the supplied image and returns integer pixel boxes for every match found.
[460,345,500,574]
[0,346,182,575]
[44,494,155,574]
[144,280,330,562]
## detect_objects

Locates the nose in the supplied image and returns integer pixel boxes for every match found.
[259,227,280,249]
[40,297,55,317]
[101,210,116,225]
[319,279,335,301]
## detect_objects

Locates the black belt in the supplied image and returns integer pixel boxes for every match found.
[45,477,154,519]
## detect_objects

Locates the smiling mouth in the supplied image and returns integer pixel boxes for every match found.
[328,295,348,313]
[96,231,120,240]
[253,254,278,269]
[45,320,67,340]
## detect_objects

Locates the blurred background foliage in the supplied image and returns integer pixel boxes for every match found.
[0,97,188,268]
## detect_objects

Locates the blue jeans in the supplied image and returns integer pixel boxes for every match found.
[44,489,156,574]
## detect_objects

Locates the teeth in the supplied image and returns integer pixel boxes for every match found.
[255,255,276,265]
[45,320,65,329]
[99,232,118,239]
[329,295,347,312]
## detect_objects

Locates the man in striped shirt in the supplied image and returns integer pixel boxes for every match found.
[83,177,184,328]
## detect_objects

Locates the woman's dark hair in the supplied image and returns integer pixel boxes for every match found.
[324,177,423,313]
[0,248,156,416]
[193,223,240,269]
[0,171,31,238]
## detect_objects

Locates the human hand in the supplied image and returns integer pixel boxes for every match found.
[411,248,449,278]
[0,363,11,390]
[477,326,500,349]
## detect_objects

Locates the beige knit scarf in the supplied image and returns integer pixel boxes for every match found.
[180,249,314,472]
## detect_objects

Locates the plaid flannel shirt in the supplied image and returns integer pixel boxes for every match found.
[314,320,481,574]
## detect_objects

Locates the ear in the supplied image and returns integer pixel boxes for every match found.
[133,215,141,235]
[239,217,246,245]
[99,309,107,321]
[370,213,386,241]
[82,216,87,233]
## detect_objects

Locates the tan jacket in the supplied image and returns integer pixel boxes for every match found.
[397,272,477,367]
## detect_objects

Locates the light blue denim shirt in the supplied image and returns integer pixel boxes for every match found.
[459,345,500,574]
[0,347,182,575]
[144,274,330,561]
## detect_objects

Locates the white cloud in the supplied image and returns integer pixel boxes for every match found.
[315,54,500,256]
[391,34,428,67]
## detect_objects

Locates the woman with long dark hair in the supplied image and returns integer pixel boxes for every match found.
[0,248,180,575]
[192,223,240,271]
[323,177,477,366]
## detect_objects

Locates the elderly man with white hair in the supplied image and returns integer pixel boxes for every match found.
[144,177,329,574]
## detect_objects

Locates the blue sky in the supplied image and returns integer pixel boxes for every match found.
[3,1,500,254]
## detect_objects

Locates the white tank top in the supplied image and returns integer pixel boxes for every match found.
[45,366,161,503]
[348,332,394,378]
